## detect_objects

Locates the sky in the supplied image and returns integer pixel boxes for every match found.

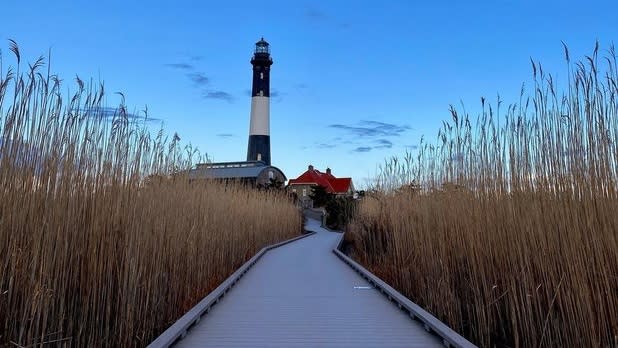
[2,0,617,187]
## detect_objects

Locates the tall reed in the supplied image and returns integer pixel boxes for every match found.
[348,43,618,347]
[0,42,301,347]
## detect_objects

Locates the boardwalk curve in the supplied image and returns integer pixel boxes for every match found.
[150,218,476,347]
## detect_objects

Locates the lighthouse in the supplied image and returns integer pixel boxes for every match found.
[246,37,273,165]
[187,38,287,188]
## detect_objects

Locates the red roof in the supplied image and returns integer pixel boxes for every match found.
[288,166,352,194]
[329,178,352,193]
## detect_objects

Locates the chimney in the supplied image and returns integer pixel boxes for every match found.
[326,167,331,175]
[308,164,314,171]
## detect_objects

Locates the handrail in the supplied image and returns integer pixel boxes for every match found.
[332,233,477,348]
[148,231,316,348]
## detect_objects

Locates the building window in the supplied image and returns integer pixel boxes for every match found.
[268,170,274,179]
[260,72,264,79]
[302,189,307,197]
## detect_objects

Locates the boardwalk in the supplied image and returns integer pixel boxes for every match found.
[172,218,444,347]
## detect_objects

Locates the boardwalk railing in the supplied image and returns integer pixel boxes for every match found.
[147,232,316,348]
[149,221,476,348]
[333,234,476,348]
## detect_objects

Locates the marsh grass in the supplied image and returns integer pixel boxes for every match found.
[0,42,301,347]
[348,43,618,347]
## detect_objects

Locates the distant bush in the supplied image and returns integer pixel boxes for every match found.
[308,185,358,230]
[325,196,357,230]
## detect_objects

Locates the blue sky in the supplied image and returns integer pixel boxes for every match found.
[2,0,617,187]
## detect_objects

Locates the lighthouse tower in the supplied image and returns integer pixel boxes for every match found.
[246,37,273,165]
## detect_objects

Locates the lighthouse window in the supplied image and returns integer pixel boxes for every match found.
[259,91,264,96]
[260,72,264,80]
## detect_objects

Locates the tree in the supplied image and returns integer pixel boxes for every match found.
[325,196,358,230]
[309,185,331,207]
[265,177,284,190]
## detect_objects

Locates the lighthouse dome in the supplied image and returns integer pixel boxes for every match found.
[255,37,270,54]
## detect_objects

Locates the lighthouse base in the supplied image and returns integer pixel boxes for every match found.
[247,135,271,165]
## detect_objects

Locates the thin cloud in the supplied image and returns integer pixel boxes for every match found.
[244,88,283,102]
[303,6,349,29]
[203,90,234,103]
[305,7,328,20]
[327,121,410,153]
[375,139,393,148]
[329,120,411,138]
[187,72,210,86]
[350,140,393,153]
[313,136,346,149]
[271,89,284,102]
[354,146,372,153]
[316,142,337,149]
[166,61,230,100]
[165,63,194,70]
[406,144,419,150]
[81,106,161,122]
[216,133,235,138]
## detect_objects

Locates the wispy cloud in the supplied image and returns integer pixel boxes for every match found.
[405,144,419,150]
[375,139,393,148]
[203,91,234,103]
[216,133,235,138]
[326,120,411,154]
[188,72,209,86]
[305,7,328,20]
[165,63,194,70]
[329,120,411,138]
[244,88,283,102]
[166,60,233,103]
[303,6,350,29]
[348,140,393,153]
[316,142,337,149]
[81,106,161,123]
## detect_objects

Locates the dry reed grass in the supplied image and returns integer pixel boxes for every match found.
[0,42,301,347]
[348,43,618,347]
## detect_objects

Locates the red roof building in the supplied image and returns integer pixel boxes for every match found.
[287,165,354,207]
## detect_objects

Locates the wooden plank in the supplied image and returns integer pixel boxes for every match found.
[147,232,316,348]
[332,239,477,348]
[172,218,444,347]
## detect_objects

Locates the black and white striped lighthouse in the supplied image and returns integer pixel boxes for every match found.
[246,37,273,165]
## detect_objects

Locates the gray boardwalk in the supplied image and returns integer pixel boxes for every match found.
[175,218,442,347]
